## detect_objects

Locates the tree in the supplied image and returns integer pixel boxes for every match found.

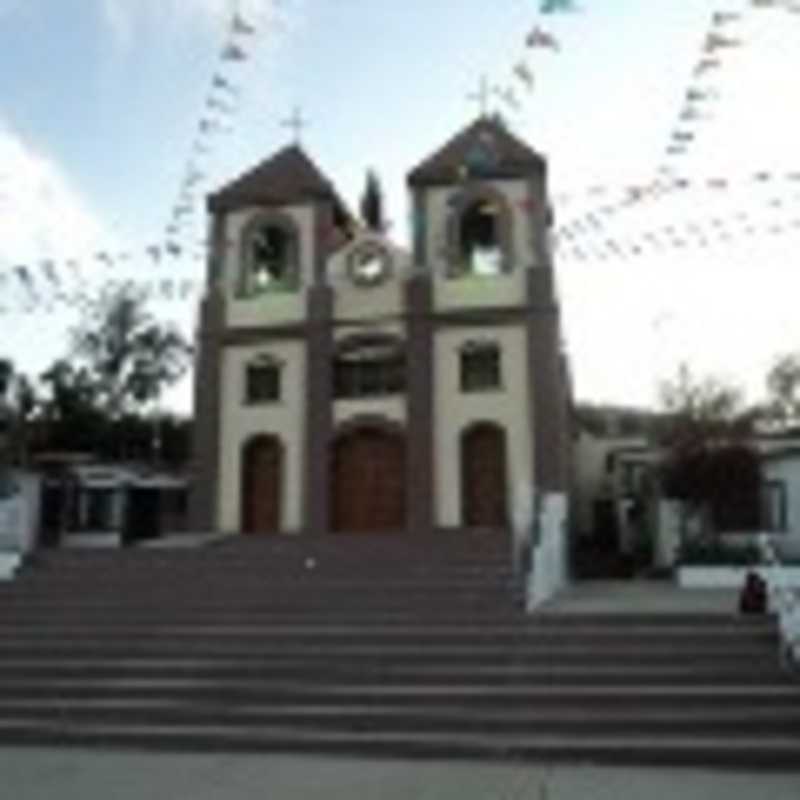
[0,359,11,404]
[658,363,760,537]
[38,360,106,454]
[71,284,192,418]
[0,360,38,467]
[765,352,800,430]
[359,169,385,232]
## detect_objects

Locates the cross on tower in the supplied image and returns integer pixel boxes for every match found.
[468,76,491,118]
[281,106,307,144]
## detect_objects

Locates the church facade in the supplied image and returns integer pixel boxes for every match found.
[190,116,571,537]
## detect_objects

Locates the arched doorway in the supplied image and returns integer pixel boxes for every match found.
[461,423,508,528]
[332,425,406,533]
[241,435,283,534]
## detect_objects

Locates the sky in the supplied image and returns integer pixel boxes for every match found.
[1,0,799,414]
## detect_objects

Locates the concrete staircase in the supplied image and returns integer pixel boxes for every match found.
[0,533,798,768]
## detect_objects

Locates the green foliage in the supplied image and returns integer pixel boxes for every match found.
[765,352,800,430]
[678,539,760,566]
[71,284,192,417]
[659,362,750,446]
[659,362,760,534]
[359,169,385,232]
[0,359,11,400]
[0,287,194,467]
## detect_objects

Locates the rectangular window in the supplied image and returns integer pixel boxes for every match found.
[461,345,502,393]
[245,363,281,404]
[334,357,406,399]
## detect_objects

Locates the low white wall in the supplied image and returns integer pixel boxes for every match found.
[0,553,21,581]
[655,500,682,569]
[0,472,41,555]
[678,566,800,589]
[527,492,569,611]
[64,533,122,549]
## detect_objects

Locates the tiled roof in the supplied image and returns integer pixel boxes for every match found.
[208,145,343,212]
[408,116,546,187]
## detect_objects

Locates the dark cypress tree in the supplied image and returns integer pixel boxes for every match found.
[360,169,384,232]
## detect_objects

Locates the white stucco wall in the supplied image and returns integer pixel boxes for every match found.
[222,205,313,328]
[434,325,533,528]
[218,341,306,533]
[764,456,800,539]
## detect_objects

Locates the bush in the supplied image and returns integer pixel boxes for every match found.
[679,539,760,566]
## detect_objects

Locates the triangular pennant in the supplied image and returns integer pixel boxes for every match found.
[212,73,239,94]
[493,85,520,111]
[232,12,257,36]
[221,41,248,62]
[712,11,741,26]
[513,61,535,91]
[41,260,60,286]
[540,0,578,13]
[693,58,721,77]
[525,26,560,50]
[704,32,742,53]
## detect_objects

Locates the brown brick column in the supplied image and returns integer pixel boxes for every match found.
[189,290,225,531]
[406,275,435,535]
[304,204,335,535]
[527,267,568,493]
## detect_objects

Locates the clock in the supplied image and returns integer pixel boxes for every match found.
[347,243,391,287]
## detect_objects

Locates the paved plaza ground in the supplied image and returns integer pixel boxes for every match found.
[0,749,797,800]
[538,581,739,615]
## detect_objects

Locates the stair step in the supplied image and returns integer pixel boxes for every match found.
[0,720,798,768]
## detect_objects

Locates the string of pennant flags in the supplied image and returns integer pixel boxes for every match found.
[0,0,286,316]
[3,0,800,317]
[557,208,800,263]
[657,7,753,174]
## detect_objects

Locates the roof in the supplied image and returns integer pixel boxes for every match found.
[408,116,547,187]
[208,145,346,213]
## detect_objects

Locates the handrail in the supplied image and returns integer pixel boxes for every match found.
[757,533,800,667]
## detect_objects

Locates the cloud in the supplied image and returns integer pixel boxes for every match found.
[100,0,276,52]
[0,125,105,267]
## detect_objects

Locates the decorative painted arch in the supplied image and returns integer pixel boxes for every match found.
[445,184,514,277]
[237,210,302,297]
[240,433,285,534]
[460,420,509,529]
[335,332,406,360]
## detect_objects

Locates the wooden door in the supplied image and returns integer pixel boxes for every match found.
[332,427,406,533]
[461,423,508,528]
[241,436,282,534]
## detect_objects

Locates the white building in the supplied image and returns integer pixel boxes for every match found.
[191,115,572,540]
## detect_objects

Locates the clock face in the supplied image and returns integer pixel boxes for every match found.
[348,244,391,287]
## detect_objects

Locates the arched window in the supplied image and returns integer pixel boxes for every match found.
[240,216,300,296]
[459,197,504,276]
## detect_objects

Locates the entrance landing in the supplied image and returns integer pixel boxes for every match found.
[538,581,739,616]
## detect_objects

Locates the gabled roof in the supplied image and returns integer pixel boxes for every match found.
[208,145,345,213]
[408,116,546,187]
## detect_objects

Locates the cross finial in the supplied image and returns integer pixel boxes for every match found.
[468,76,491,118]
[281,106,307,144]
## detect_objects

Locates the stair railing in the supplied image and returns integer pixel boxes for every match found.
[758,532,800,667]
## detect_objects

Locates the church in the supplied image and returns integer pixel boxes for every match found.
[190,114,571,537]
